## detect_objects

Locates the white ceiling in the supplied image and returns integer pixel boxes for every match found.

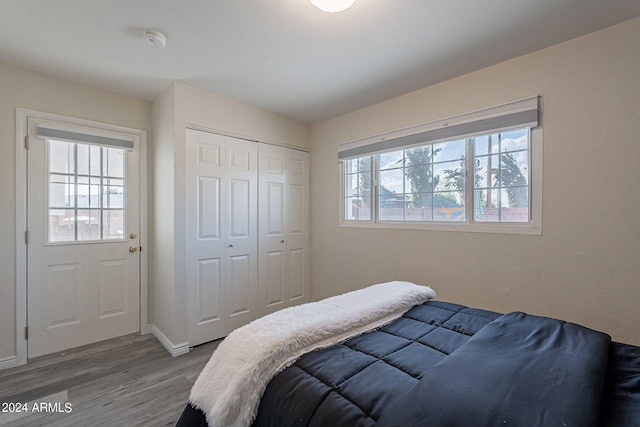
[2,0,640,124]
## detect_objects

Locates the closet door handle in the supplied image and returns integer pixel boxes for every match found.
[228,244,234,248]
[281,240,285,243]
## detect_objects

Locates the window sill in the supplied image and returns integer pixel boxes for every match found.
[339,220,542,235]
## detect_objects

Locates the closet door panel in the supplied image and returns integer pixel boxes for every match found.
[265,179,285,308]
[288,248,305,301]
[266,182,284,236]
[197,258,223,324]
[265,251,285,306]
[258,145,288,316]
[229,179,250,238]
[288,184,304,235]
[198,177,221,239]
[286,149,310,305]
[225,137,258,334]
[259,145,310,314]
[186,129,228,345]
[225,253,254,333]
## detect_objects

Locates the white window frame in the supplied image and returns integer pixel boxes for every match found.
[339,98,542,235]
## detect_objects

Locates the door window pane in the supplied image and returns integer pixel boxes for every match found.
[77,144,101,176]
[104,148,125,178]
[104,178,124,208]
[48,140,74,174]
[77,176,101,208]
[104,210,125,240]
[49,209,76,242]
[49,175,75,208]
[77,209,102,241]
[47,140,126,242]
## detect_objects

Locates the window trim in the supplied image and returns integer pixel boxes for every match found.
[339,127,542,236]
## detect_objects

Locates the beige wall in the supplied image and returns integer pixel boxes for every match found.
[310,18,640,345]
[149,83,178,343]
[0,62,151,360]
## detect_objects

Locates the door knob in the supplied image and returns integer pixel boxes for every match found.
[129,246,138,253]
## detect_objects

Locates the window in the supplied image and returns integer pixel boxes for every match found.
[344,156,372,221]
[48,140,126,242]
[473,129,529,223]
[378,139,467,222]
[340,97,541,234]
[38,124,134,243]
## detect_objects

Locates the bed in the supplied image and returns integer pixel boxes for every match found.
[176,282,640,427]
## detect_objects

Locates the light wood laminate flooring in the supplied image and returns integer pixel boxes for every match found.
[0,333,220,426]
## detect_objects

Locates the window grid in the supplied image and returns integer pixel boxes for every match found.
[48,139,126,243]
[377,142,467,223]
[472,130,530,223]
[343,157,372,221]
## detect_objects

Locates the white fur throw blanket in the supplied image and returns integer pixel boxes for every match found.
[189,281,435,427]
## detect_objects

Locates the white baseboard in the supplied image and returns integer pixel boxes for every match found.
[148,324,190,357]
[0,356,18,371]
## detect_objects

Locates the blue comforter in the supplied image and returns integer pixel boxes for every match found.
[377,311,610,426]
[176,301,640,426]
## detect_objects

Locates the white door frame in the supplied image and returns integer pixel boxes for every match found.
[15,108,149,366]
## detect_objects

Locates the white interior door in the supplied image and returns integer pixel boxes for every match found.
[26,118,140,358]
[258,145,310,316]
[285,149,310,305]
[224,137,258,333]
[186,129,258,345]
[258,144,287,315]
[186,129,227,344]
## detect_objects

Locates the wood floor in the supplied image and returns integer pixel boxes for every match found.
[0,333,220,427]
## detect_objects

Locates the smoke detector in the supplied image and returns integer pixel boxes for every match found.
[144,30,167,48]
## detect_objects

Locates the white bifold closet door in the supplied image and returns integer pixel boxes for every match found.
[258,144,310,316]
[186,129,258,346]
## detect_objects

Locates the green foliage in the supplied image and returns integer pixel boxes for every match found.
[433,193,460,208]
[492,152,527,207]
[403,146,441,208]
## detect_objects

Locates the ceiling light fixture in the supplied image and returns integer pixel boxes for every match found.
[310,0,356,13]
[144,30,167,48]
